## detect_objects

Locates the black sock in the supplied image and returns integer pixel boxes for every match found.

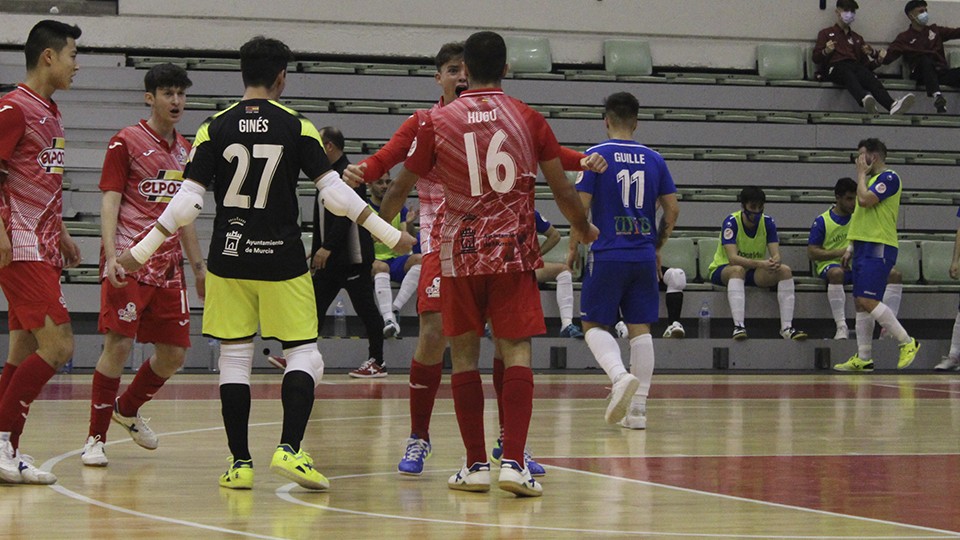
[220,384,251,462]
[666,292,683,323]
[279,371,315,453]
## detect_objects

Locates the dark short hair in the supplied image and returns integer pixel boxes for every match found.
[464,31,506,84]
[739,186,766,206]
[240,36,293,88]
[603,92,640,126]
[144,63,192,94]
[905,0,927,15]
[435,42,464,72]
[319,126,345,151]
[857,137,887,159]
[837,0,859,11]
[25,20,81,70]
[834,177,857,196]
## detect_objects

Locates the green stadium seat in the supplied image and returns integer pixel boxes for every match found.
[920,240,955,283]
[603,39,653,76]
[696,237,720,282]
[504,36,552,74]
[896,240,921,283]
[661,237,697,278]
[757,44,804,81]
[950,50,960,69]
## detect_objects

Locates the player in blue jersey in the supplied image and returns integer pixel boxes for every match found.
[572,92,679,430]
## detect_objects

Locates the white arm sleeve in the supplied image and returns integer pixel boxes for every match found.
[315,170,367,220]
[156,180,205,233]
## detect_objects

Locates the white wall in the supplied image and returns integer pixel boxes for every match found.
[2,0,960,69]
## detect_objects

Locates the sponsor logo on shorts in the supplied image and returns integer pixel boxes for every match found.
[118,302,138,323]
[178,320,189,326]
[37,137,66,174]
[425,276,440,298]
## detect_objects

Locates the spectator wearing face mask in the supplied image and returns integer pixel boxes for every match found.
[814,0,915,115]
[882,0,960,113]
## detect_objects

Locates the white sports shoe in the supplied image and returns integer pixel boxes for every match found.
[498,459,542,497]
[662,321,685,338]
[81,435,108,467]
[934,356,960,371]
[834,325,849,340]
[0,438,21,483]
[16,451,56,485]
[448,461,490,492]
[605,374,640,424]
[619,398,647,430]
[614,321,628,339]
[112,399,158,450]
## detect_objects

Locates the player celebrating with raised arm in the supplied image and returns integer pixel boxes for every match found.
[80,64,206,467]
[384,31,598,497]
[0,20,82,485]
[574,92,679,430]
[118,36,414,491]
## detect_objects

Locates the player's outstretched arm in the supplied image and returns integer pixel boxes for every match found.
[315,169,415,252]
[541,157,598,245]
[118,179,205,272]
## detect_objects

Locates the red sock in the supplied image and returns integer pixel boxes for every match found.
[409,359,442,440]
[451,370,486,466]
[0,363,17,402]
[0,354,57,439]
[492,357,505,436]
[501,366,534,465]
[117,359,168,417]
[89,371,121,441]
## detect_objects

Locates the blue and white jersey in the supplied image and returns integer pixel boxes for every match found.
[575,139,676,262]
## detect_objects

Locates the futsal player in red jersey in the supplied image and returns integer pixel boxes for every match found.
[388,31,598,497]
[0,20,82,485]
[80,63,206,467]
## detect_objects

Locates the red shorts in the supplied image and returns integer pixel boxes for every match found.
[417,251,442,314]
[441,271,545,339]
[99,279,191,348]
[0,261,70,331]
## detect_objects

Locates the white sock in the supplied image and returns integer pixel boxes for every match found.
[374,272,395,323]
[828,284,846,327]
[556,270,574,328]
[585,327,627,383]
[727,278,745,327]
[883,283,903,317]
[870,302,909,344]
[392,264,421,312]
[856,312,873,360]
[950,312,960,360]
[777,279,795,330]
[629,334,654,402]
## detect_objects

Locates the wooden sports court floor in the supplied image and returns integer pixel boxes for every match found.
[3,372,960,539]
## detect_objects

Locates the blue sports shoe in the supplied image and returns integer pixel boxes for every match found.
[397,435,431,476]
[490,437,545,477]
[559,324,585,339]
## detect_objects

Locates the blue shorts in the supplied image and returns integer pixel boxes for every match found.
[710,264,757,287]
[819,264,853,285]
[384,254,411,283]
[851,241,897,300]
[581,259,659,326]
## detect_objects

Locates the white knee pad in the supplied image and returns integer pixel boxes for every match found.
[284,343,324,387]
[218,342,254,386]
[663,267,687,293]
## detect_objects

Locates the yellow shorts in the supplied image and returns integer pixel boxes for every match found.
[202,271,317,343]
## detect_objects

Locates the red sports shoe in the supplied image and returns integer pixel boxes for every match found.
[349,358,387,378]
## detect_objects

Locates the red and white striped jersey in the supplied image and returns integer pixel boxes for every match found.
[405,89,561,277]
[99,120,191,288]
[0,84,67,268]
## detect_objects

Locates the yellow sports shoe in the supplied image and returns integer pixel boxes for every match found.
[219,457,253,490]
[270,444,329,490]
[833,355,874,372]
[898,338,920,369]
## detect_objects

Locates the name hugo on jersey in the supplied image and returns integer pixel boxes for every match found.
[37,137,66,173]
[467,109,498,124]
[138,169,184,202]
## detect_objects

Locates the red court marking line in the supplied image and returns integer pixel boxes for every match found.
[545,455,960,533]
[36,381,960,401]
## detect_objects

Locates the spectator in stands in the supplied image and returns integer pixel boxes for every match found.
[534,210,583,338]
[706,187,807,341]
[833,138,920,371]
[883,0,960,113]
[813,0,915,115]
[369,173,421,341]
[808,177,903,340]
[934,206,960,370]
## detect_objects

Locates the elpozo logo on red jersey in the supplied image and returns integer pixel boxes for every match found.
[138,169,184,202]
[37,137,65,173]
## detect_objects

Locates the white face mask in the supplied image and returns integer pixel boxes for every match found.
[841,11,856,24]
[916,12,930,25]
